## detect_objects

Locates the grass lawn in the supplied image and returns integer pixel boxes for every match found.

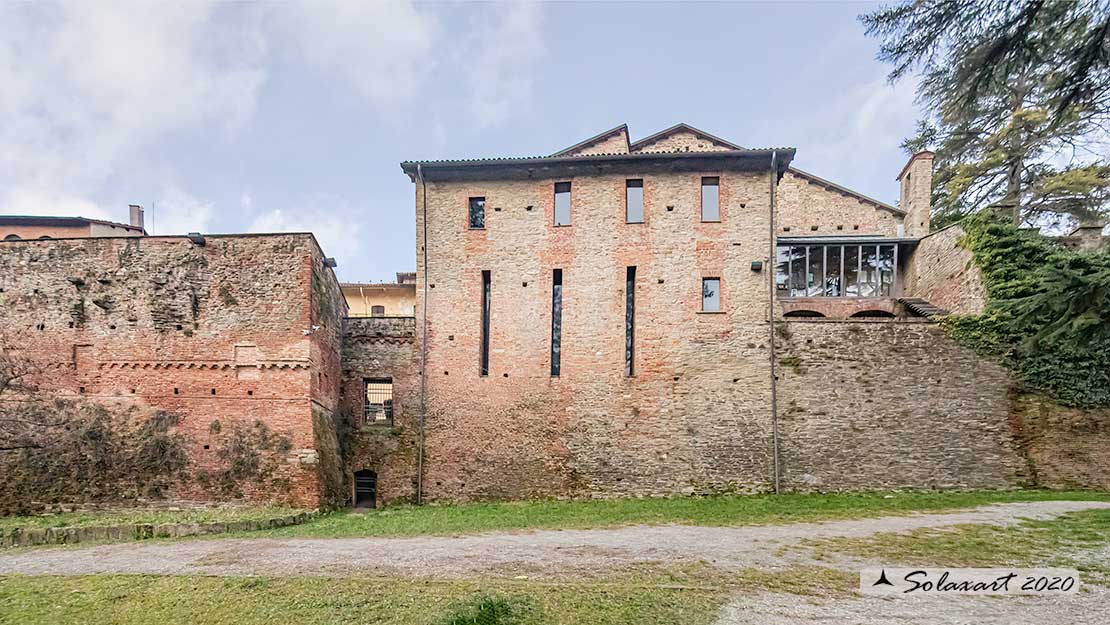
[0,574,732,625]
[0,507,304,532]
[231,489,1110,540]
[801,507,1110,582]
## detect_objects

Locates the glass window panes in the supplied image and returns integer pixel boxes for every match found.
[554,182,571,226]
[702,278,721,312]
[701,177,719,221]
[626,179,643,223]
[775,243,897,299]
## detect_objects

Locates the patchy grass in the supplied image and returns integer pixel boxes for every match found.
[800,508,1110,585]
[0,574,730,625]
[0,507,304,531]
[228,490,1110,540]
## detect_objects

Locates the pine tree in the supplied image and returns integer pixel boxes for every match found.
[862,0,1110,228]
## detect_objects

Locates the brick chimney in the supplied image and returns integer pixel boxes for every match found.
[129,204,145,231]
[897,151,934,238]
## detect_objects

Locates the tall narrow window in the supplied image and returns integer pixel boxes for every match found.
[702,278,721,312]
[554,182,571,226]
[551,269,562,377]
[480,270,491,376]
[468,197,485,229]
[625,266,636,376]
[701,177,720,221]
[626,179,644,223]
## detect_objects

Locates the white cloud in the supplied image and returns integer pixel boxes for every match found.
[788,77,920,204]
[150,186,214,235]
[247,199,363,266]
[0,3,266,216]
[271,1,437,108]
[456,3,545,127]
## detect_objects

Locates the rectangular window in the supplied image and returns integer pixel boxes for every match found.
[554,182,571,226]
[825,245,842,296]
[701,177,720,222]
[775,247,791,296]
[806,245,823,296]
[364,378,393,425]
[788,245,807,297]
[625,266,636,376]
[626,179,644,223]
[860,245,879,297]
[844,245,860,296]
[480,270,491,376]
[702,278,721,312]
[551,269,562,377]
[878,244,896,296]
[468,197,485,229]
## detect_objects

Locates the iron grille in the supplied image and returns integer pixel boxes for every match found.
[364,378,393,425]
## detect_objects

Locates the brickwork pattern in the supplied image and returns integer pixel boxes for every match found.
[776,171,903,237]
[631,130,732,154]
[0,234,344,509]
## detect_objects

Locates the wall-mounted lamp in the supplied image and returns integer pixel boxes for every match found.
[323,257,338,268]
[750,260,764,272]
[187,232,206,246]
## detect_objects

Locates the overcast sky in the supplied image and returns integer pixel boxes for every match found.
[0,1,921,282]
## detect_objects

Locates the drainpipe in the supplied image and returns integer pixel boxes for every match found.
[417,164,429,505]
[768,150,782,495]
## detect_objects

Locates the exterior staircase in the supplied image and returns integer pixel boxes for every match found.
[899,298,950,318]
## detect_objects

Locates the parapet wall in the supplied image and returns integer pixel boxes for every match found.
[904,225,986,314]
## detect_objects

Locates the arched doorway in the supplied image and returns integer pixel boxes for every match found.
[353,470,377,509]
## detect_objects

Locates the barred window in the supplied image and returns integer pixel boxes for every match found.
[364,378,393,425]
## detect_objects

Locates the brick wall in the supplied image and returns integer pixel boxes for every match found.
[415,168,778,501]
[776,170,903,237]
[904,224,986,314]
[632,130,732,154]
[341,316,420,506]
[0,234,345,509]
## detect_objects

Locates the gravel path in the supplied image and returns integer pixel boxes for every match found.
[0,500,1105,578]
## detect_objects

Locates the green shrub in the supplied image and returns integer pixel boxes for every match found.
[441,594,536,625]
[942,212,1110,407]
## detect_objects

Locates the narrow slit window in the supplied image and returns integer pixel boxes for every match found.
[625,267,636,376]
[480,270,491,376]
[554,182,571,226]
[551,269,562,377]
[364,378,393,425]
[701,177,719,222]
[702,278,721,312]
[468,197,485,229]
[626,179,643,223]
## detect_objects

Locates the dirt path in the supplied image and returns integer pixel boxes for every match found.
[1,500,1106,578]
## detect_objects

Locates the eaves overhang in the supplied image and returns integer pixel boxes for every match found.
[401,148,796,183]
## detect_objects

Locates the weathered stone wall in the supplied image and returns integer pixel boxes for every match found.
[416,169,778,501]
[341,316,420,506]
[0,234,344,509]
[776,170,903,237]
[631,130,732,153]
[904,224,986,314]
[1011,395,1110,490]
[775,320,1029,491]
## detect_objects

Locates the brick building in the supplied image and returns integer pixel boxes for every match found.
[3,123,1107,511]
[0,233,346,509]
[1,205,147,240]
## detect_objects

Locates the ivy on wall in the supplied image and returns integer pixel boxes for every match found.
[942,212,1110,407]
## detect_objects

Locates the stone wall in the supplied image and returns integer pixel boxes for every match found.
[775,320,1029,491]
[904,224,986,314]
[0,234,345,509]
[776,170,904,237]
[1011,395,1110,490]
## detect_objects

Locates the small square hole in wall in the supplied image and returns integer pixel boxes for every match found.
[247,390,253,396]
[810,225,818,231]
[783,226,791,232]
[658,279,664,284]
[503,373,508,378]
[109,324,116,330]
[79,387,85,394]
[853,225,860,230]
[522,282,528,287]
[666,205,674,212]
[525,205,533,211]
[175,324,183,330]
[493,206,501,212]
[174,388,179,395]
[837,225,844,230]
[203,445,210,450]
[210,388,216,395]
[130,389,136,394]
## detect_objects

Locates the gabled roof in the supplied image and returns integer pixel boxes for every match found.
[629,123,744,152]
[787,168,904,215]
[550,124,630,157]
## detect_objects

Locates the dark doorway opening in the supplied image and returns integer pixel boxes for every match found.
[354,470,377,509]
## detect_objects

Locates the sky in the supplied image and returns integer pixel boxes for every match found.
[0,1,922,283]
